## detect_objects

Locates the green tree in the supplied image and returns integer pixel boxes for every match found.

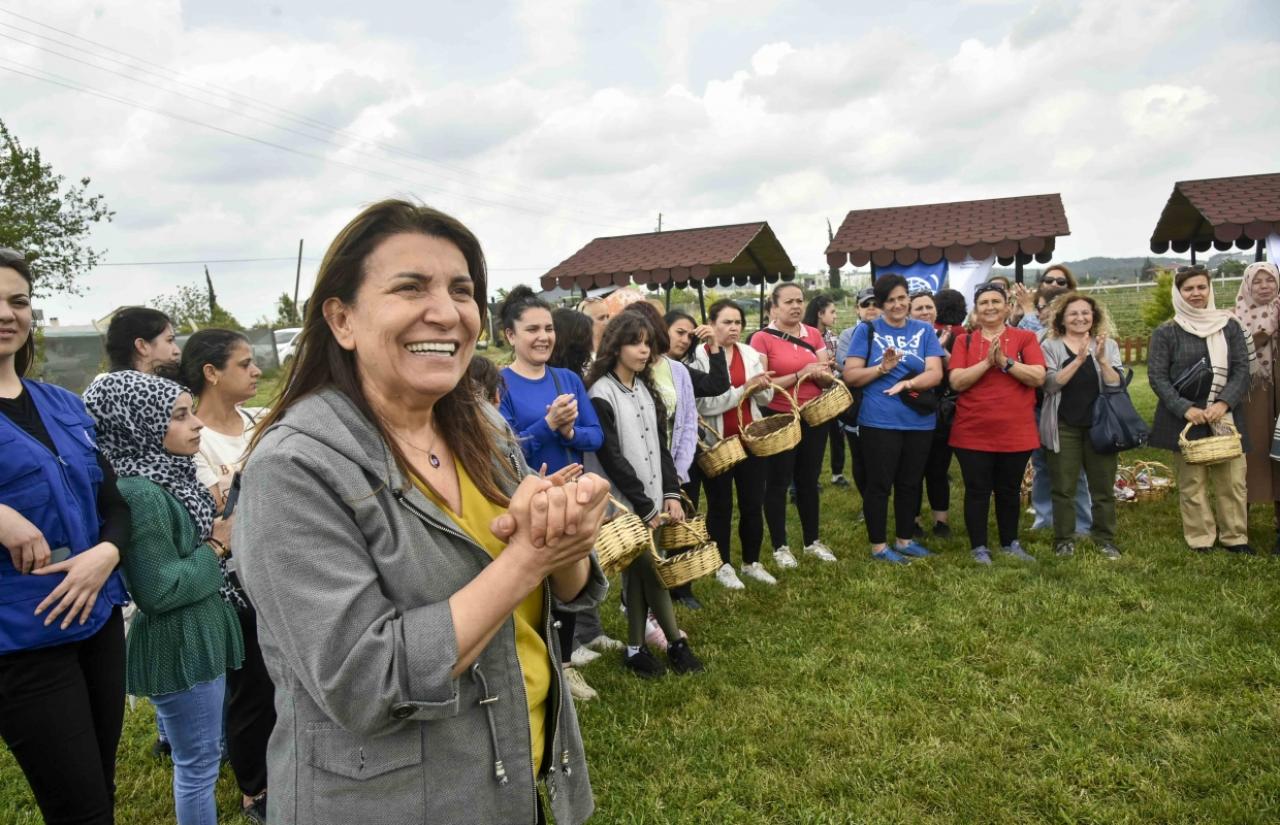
[152,283,242,333]
[0,119,113,296]
[274,292,302,327]
[1218,258,1246,278]
[1141,271,1175,331]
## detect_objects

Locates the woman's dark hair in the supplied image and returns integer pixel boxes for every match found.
[585,312,666,423]
[707,298,744,324]
[550,307,593,377]
[1174,264,1210,290]
[1040,263,1079,291]
[933,289,967,326]
[180,328,250,396]
[663,309,695,328]
[909,292,936,314]
[247,198,516,506]
[467,355,503,402]
[803,294,836,328]
[620,300,670,354]
[1049,291,1110,338]
[498,284,551,332]
[105,306,173,371]
[768,282,803,307]
[0,250,36,378]
[872,274,908,308]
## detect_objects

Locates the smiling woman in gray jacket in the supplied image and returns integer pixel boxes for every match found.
[234,200,611,825]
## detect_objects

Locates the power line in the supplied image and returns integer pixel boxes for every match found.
[0,58,645,232]
[96,255,552,271]
[0,8,640,220]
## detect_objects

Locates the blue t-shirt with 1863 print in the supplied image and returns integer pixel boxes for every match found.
[846,317,945,431]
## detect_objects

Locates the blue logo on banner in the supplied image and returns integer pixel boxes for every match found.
[873,260,948,294]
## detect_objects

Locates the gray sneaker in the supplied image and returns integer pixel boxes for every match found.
[1055,540,1075,557]
[972,546,992,565]
[1098,543,1122,560]
[1001,540,1036,562]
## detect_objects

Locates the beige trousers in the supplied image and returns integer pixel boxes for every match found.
[1174,453,1249,548]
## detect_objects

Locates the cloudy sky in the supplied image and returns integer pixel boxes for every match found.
[3,0,1277,325]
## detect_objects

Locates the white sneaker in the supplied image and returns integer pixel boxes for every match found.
[570,646,601,667]
[804,540,837,562]
[715,563,746,590]
[583,634,625,652]
[773,546,799,569]
[740,562,777,585]
[562,667,597,701]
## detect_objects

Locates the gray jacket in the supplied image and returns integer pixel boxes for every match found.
[1038,336,1124,453]
[1147,320,1251,453]
[234,389,606,825]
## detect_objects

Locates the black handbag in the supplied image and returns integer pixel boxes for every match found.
[900,384,940,415]
[1089,368,1150,454]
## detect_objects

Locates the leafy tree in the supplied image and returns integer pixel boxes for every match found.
[1218,258,1246,278]
[1141,271,1176,331]
[0,119,113,296]
[274,292,302,327]
[152,282,242,333]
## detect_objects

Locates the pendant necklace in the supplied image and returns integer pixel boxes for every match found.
[396,428,443,469]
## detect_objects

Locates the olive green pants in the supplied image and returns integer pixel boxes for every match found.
[1047,424,1118,544]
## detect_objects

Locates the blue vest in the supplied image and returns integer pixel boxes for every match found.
[0,380,129,654]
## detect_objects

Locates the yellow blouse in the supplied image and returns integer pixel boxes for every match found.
[413,460,550,774]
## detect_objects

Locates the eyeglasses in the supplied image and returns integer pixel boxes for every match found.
[1040,276,1069,287]
[858,300,875,308]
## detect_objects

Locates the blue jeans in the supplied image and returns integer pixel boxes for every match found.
[1030,447,1091,532]
[151,675,226,825]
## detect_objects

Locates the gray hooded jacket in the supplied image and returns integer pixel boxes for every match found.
[234,388,606,825]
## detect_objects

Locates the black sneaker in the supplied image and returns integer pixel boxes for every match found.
[242,792,267,824]
[675,593,703,610]
[912,521,925,540]
[1225,544,1256,555]
[623,646,666,679]
[933,521,951,539]
[150,738,171,759]
[666,639,705,675]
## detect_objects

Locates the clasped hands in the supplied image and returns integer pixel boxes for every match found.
[544,393,578,439]
[1185,401,1229,426]
[489,463,610,577]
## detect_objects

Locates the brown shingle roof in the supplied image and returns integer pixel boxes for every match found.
[825,193,1070,269]
[540,222,795,291]
[1149,173,1280,254]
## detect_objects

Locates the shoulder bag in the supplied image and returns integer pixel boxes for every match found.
[1089,367,1151,454]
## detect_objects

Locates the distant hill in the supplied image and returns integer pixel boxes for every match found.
[996,251,1255,285]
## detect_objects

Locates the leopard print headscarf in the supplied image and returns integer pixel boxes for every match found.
[84,370,216,541]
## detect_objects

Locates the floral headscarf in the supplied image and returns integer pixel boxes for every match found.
[1234,262,1280,382]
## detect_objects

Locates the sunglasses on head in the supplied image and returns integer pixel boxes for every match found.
[1176,264,1208,276]
[1040,276,1069,287]
[908,289,934,299]
[0,247,25,265]
[973,283,1007,300]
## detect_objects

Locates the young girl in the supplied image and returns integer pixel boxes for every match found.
[585,313,704,678]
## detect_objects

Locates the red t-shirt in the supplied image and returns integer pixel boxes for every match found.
[948,327,1045,452]
[750,324,826,413]
[721,346,753,438]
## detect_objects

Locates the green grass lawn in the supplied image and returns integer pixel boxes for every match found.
[5,369,1279,824]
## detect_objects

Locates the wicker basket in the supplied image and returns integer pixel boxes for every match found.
[740,384,801,457]
[1179,421,1243,465]
[694,417,747,478]
[652,542,723,589]
[1130,460,1174,502]
[656,493,709,551]
[1020,459,1036,507]
[796,374,853,426]
[595,496,653,576]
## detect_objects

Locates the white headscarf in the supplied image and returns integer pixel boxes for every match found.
[1171,276,1235,410]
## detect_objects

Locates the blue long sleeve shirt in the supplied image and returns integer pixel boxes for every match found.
[499,366,604,473]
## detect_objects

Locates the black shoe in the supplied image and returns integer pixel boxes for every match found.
[1225,544,1256,555]
[243,792,267,824]
[1190,545,1213,554]
[623,646,666,679]
[933,521,952,539]
[675,593,703,610]
[151,738,171,759]
[666,639,705,675]
[912,521,925,540]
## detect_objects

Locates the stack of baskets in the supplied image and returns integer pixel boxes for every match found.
[652,494,721,589]
[694,417,747,478]
[1116,460,1175,503]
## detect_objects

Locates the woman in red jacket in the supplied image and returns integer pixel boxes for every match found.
[948,283,1046,565]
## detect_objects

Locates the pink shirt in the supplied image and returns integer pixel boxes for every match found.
[750,324,826,413]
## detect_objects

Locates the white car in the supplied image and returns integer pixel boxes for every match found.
[274,327,302,366]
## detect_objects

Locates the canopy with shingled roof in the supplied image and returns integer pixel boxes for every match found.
[1149,172,1280,263]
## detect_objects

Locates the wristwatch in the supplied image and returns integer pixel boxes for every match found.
[1001,357,1015,373]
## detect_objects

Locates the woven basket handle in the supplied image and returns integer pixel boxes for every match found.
[738,381,797,421]
[1179,420,1240,442]
[696,416,723,446]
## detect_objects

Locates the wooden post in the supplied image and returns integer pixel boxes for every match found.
[664,282,671,310]
[1015,258,1025,285]
[292,239,304,319]
[1190,246,1197,265]
[759,280,766,327]
[696,280,706,323]
[1257,244,1266,263]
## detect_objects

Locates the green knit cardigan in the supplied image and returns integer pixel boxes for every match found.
[117,477,243,697]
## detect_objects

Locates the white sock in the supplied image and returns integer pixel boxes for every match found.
[626,645,641,657]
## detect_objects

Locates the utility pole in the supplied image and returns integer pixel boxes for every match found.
[292,239,304,322]
[656,213,662,232]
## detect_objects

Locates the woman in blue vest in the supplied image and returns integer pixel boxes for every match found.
[0,249,132,825]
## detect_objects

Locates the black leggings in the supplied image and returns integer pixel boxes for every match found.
[859,426,933,545]
[225,587,276,798]
[829,420,846,475]
[0,607,125,825]
[761,414,828,549]
[705,453,766,565]
[844,428,869,498]
[922,427,953,514]
[954,448,1033,550]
